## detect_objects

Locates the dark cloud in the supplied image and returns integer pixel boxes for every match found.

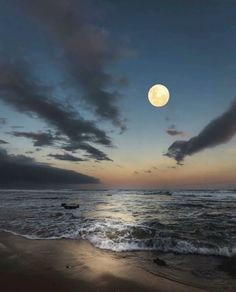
[166,124,185,136]
[82,144,113,161]
[166,129,185,136]
[0,139,8,144]
[63,142,112,161]
[0,147,98,186]
[19,0,127,131]
[167,166,177,169]
[10,131,56,147]
[144,169,152,174]
[48,152,86,162]
[0,61,112,161]
[165,100,236,164]
[134,171,139,174]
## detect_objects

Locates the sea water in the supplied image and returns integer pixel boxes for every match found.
[0,189,236,257]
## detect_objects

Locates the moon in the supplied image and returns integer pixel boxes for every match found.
[148,84,170,107]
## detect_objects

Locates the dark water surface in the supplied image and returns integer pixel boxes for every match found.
[0,189,236,257]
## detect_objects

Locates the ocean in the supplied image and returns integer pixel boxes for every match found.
[0,189,236,257]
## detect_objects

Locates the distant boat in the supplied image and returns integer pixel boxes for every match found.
[61,203,79,210]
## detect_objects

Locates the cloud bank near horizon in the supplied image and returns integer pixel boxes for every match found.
[0,148,99,185]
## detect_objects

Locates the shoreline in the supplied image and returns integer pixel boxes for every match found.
[0,231,236,292]
[0,231,235,291]
[1,228,234,257]
[0,231,204,292]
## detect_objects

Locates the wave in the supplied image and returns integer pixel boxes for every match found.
[86,235,236,257]
[2,226,236,257]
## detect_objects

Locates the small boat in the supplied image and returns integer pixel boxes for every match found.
[61,203,79,209]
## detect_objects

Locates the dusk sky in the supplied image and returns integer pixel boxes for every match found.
[1,0,236,188]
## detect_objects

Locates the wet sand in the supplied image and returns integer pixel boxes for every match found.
[0,231,234,291]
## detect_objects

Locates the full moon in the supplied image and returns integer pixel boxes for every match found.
[148,84,170,107]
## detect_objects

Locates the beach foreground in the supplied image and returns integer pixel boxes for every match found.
[0,231,203,292]
[0,232,235,292]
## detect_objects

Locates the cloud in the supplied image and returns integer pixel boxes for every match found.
[0,147,98,186]
[48,152,86,162]
[19,0,127,131]
[166,124,185,136]
[165,100,236,163]
[0,139,8,144]
[144,169,152,173]
[0,61,112,161]
[82,144,113,161]
[10,131,57,147]
[62,141,112,161]
[166,129,185,136]
[116,164,123,168]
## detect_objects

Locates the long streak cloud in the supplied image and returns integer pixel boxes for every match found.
[165,100,236,163]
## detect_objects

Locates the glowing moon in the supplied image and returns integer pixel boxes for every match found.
[148,84,170,107]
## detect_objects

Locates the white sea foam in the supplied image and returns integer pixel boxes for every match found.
[1,226,236,257]
[85,235,236,257]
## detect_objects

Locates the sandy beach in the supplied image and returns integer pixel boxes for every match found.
[0,231,205,292]
[1,231,235,292]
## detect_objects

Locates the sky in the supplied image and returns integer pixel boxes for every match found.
[0,0,236,188]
